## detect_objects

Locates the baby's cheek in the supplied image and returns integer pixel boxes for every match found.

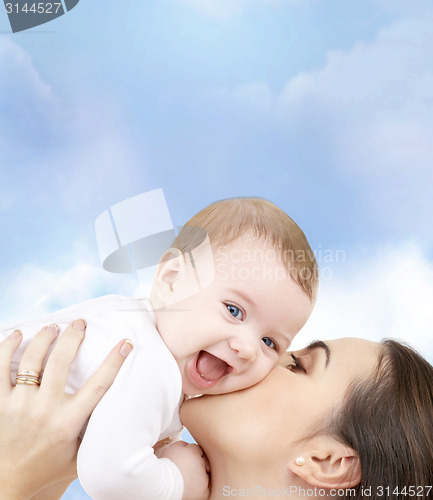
[249,360,276,387]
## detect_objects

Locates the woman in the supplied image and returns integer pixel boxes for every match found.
[0,321,134,500]
[3,334,433,499]
[181,337,433,499]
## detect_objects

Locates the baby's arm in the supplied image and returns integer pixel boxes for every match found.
[161,441,210,500]
[77,336,185,500]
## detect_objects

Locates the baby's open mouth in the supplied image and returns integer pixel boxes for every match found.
[188,350,231,389]
[196,350,230,382]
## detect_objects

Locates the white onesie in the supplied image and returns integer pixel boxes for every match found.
[2,294,184,500]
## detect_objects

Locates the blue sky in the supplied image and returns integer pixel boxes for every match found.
[1,1,433,498]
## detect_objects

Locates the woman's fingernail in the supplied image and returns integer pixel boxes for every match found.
[120,340,134,358]
[44,323,60,335]
[72,319,86,331]
[10,329,22,339]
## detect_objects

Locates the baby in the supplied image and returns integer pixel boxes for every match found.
[3,197,318,500]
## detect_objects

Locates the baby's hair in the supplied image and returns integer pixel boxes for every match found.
[171,197,318,302]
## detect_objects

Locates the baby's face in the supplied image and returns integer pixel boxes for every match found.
[155,237,314,396]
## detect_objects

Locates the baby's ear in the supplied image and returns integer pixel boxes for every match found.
[158,249,183,285]
[288,435,361,490]
[153,248,183,301]
[152,248,200,306]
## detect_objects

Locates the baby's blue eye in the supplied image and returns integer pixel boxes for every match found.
[262,337,278,351]
[226,304,244,320]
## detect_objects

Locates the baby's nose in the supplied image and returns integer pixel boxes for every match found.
[228,337,257,363]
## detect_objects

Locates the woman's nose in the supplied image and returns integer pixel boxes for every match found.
[228,337,257,363]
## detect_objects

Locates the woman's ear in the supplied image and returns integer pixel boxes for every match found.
[288,435,361,490]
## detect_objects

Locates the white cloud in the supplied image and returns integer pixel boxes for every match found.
[0,37,54,103]
[0,37,58,172]
[291,242,433,365]
[282,18,433,238]
[280,18,433,175]
[0,259,144,325]
[247,17,433,175]
[207,15,433,240]
[0,37,143,217]
[51,98,141,213]
[0,39,153,330]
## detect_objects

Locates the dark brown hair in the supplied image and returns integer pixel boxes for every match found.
[331,339,433,499]
[171,197,319,301]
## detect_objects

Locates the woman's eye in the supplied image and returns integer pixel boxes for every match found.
[262,337,278,351]
[226,304,244,320]
[287,353,306,374]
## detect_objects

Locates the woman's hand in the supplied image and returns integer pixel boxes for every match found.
[0,320,133,500]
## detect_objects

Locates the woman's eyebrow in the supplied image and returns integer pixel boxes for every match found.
[307,340,330,367]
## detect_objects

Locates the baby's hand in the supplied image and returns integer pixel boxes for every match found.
[161,441,210,500]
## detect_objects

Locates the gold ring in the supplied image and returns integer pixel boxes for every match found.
[17,370,41,379]
[16,378,40,386]
[16,369,41,386]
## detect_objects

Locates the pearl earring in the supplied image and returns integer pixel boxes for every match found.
[295,457,305,466]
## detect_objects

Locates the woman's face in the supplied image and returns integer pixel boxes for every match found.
[181,337,382,463]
